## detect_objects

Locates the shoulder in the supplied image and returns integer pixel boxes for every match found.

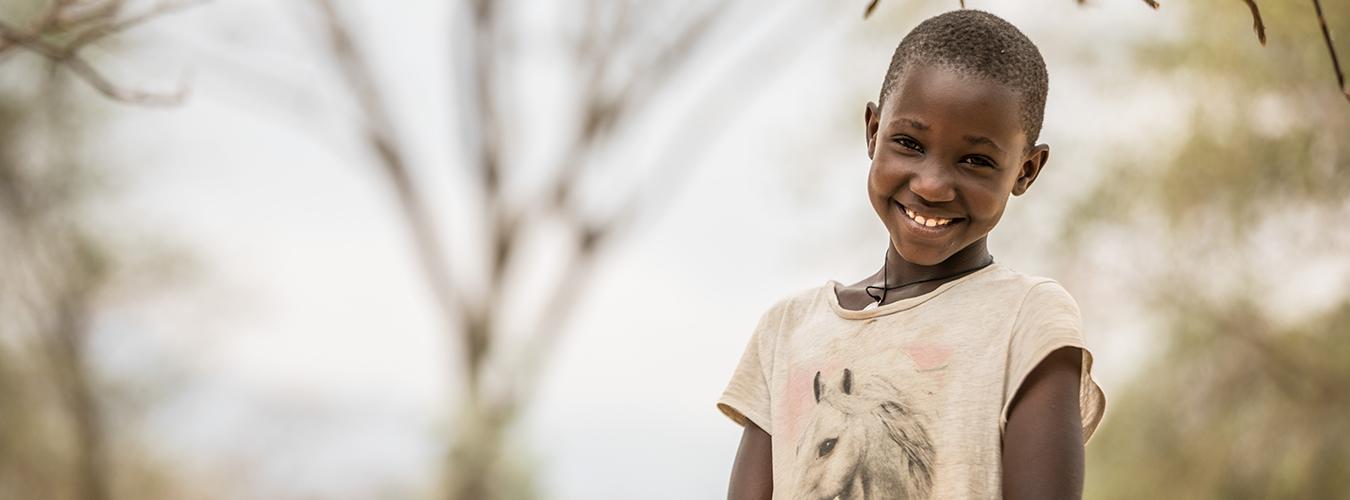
[1002,270,1085,344]
[943,263,1077,312]
[1017,280,1080,323]
[981,264,1079,311]
[755,282,831,329]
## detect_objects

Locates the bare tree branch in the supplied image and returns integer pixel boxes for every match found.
[18,219,113,500]
[500,1,828,429]
[464,0,509,393]
[313,0,470,387]
[1242,0,1267,45]
[312,1,829,498]
[865,0,881,17]
[1311,0,1349,101]
[521,2,741,387]
[869,0,1350,101]
[66,0,209,52]
[549,2,728,215]
[53,0,116,27]
[473,3,759,413]
[50,280,110,500]
[0,0,203,105]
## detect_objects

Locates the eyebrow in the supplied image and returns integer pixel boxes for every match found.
[891,117,1006,154]
[891,118,929,130]
[963,135,1004,154]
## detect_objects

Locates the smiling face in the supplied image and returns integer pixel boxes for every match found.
[865,63,1049,267]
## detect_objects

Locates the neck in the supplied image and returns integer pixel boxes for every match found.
[871,239,992,298]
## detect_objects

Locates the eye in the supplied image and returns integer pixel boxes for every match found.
[961,155,997,168]
[818,437,838,457]
[892,136,924,153]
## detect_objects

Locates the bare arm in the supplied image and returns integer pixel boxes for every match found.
[727,421,773,500]
[1002,346,1085,500]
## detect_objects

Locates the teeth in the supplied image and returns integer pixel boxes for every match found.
[902,206,952,228]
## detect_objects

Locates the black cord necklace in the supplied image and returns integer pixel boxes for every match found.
[863,251,995,307]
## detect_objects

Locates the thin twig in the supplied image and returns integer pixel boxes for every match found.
[0,0,203,105]
[507,0,827,419]
[864,0,880,18]
[54,0,122,29]
[0,22,66,58]
[313,0,469,376]
[63,55,191,105]
[1241,0,1267,45]
[66,0,210,53]
[465,0,513,358]
[549,1,728,216]
[1310,0,1349,101]
[500,232,599,419]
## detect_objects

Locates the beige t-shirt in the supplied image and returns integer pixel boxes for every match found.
[717,263,1105,499]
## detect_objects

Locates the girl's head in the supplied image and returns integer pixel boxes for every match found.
[863,10,1051,266]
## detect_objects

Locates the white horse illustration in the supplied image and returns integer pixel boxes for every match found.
[793,368,934,500]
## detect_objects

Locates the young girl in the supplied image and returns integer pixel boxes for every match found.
[718,10,1105,500]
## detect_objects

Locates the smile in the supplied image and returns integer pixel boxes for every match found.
[897,202,962,229]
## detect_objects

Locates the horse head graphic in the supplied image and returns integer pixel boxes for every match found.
[793,368,934,500]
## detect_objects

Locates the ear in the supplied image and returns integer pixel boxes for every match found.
[841,368,853,395]
[1011,143,1050,196]
[813,371,824,402]
[865,102,880,160]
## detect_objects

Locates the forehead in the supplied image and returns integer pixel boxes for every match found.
[881,64,1025,146]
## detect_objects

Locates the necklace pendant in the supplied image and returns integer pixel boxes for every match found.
[863,300,880,311]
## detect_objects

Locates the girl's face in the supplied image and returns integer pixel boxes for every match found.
[864,63,1049,267]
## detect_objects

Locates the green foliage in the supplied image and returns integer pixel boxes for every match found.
[1087,298,1350,500]
[1067,0,1350,498]
[1063,0,1349,238]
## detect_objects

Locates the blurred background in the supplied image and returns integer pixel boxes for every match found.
[0,0,1346,499]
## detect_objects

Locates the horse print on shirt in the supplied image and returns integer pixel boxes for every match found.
[793,368,935,500]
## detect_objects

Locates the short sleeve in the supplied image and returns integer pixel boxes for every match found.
[999,281,1107,443]
[716,306,780,435]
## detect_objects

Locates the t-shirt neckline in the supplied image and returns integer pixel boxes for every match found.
[825,262,1002,320]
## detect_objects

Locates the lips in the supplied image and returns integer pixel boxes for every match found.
[896,202,964,235]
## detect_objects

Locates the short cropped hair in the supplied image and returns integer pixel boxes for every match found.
[878,10,1049,147]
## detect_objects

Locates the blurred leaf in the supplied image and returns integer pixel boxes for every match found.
[1068,0,1350,498]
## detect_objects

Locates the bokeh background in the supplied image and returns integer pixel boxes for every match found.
[1,0,1347,499]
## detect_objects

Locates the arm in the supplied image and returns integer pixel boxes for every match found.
[1002,346,1085,500]
[727,421,773,500]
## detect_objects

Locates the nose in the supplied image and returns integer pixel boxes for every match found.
[908,159,956,204]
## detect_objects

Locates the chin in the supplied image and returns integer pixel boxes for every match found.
[893,241,952,267]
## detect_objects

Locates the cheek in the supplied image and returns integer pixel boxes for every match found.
[866,162,882,193]
[969,190,1011,225]
[865,166,885,213]
[867,160,903,200]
